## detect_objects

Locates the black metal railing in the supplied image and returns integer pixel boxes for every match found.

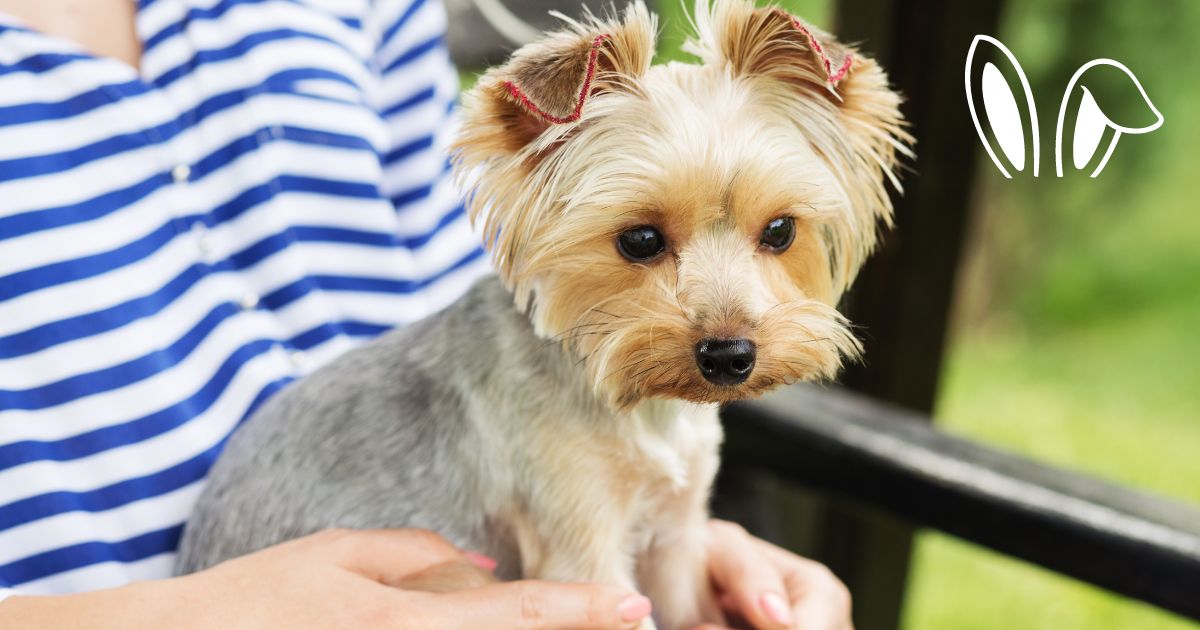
[721,385,1200,621]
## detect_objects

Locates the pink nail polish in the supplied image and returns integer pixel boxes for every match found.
[761,592,794,626]
[619,595,652,622]
[463,551,498,571]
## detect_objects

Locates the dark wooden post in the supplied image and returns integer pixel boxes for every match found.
[716,2,1002,629]
[834,0,1003,410]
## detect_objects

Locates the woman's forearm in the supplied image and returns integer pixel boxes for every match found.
[0,579,181,630]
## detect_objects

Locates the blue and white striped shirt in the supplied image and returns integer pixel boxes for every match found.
[0,0,487,599]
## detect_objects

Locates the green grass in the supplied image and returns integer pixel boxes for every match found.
[903,299,1200,630]
[904,533,1197,630]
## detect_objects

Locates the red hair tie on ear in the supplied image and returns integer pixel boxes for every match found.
[771,9,853,86]
[502,34,613,125]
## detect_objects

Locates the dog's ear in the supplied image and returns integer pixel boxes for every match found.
[689,0,911,291]
[455,2,655,160]
[453,2,655,288]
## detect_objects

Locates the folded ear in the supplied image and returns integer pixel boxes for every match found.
[455,2,655,160]
[688,0,911,291]
[452,2,655,287]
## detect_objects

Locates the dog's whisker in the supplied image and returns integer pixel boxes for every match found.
[601,354,658,385]
[625,360,664,385]
[548,330,615,348]
[543,321,619,343]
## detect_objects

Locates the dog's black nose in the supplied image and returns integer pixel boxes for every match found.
[694,338,756,386]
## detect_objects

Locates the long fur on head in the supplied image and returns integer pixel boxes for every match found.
[452,0,909,409]
[453,1,657,293]
[686,0,912,292]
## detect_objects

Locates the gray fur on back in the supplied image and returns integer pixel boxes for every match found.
[175,275,585,578]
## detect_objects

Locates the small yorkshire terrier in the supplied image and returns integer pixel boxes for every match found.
[177,0,908,627]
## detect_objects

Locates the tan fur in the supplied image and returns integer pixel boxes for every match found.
[450,0,908,626]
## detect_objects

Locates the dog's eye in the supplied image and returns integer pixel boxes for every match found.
[617,226,665,261]
[760,217,795,252]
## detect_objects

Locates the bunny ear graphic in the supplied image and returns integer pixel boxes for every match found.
[1055,59,1164,178]
[965,35,1040,178]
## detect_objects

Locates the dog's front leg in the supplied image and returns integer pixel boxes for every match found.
[526,519,638,589]
[515,483,654,628]
[635,453,723,630]
[533,520,659,628]
[637,511,722,629]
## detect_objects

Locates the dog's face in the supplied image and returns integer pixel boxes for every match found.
[454,0,909,409]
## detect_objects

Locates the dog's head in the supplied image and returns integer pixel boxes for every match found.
[453,0,910,409]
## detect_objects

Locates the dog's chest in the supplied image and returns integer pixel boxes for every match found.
[625,400,721,490]
[621,401,722,547]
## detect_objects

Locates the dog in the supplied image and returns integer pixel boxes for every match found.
[175,1,908,627]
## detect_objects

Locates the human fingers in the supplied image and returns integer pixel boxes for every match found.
[705,520,792,629]
[302,528,470,585]
[754,537,853,630]
[424,579,653,630]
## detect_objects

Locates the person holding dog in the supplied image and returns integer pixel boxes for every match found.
[0,0,853,628]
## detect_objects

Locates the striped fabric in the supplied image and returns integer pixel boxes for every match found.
[0,0,488,599]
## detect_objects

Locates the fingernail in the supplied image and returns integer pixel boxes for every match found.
[463,551,498,571]
[618,595,652,622]
[761,592,793,626]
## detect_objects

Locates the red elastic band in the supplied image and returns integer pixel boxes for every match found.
[772,9,853,85]
[501,34,612,125]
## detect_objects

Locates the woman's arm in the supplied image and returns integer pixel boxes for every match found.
[0,529,652,630]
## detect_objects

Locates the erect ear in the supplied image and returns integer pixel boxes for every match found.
[689,0,855,90]
[688,0,911,292]
[455,2,655,161]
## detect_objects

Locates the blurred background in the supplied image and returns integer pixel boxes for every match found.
[448,0,1200,627]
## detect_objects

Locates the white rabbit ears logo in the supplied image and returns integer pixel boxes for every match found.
[965,35,1164,178]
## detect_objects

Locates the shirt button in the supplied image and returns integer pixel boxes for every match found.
[239,293,260,310]
[288,350,308,371]
[172,164,192,183]
[192,224,213,255]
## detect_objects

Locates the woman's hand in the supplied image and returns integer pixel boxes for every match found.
[695,520,853,630]
[1,528,653,630]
